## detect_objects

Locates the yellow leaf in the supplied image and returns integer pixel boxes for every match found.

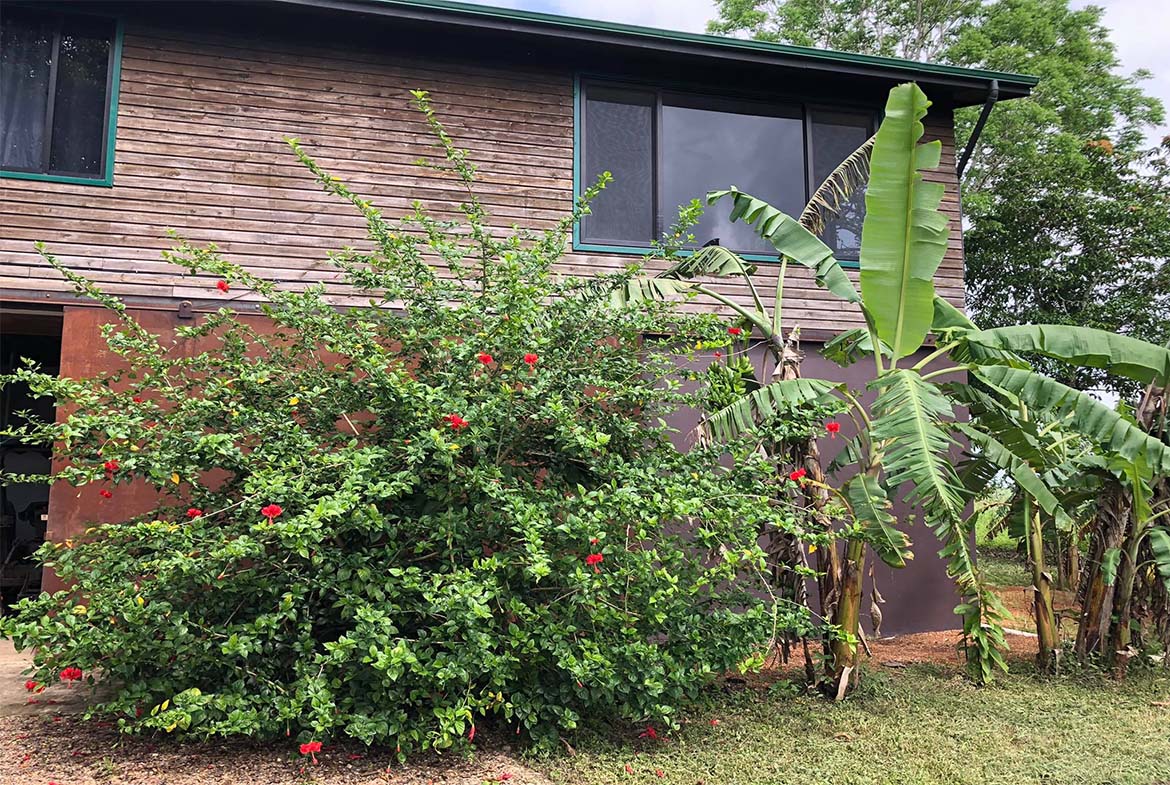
[130,444,140,452]
[171,473,181,485]
[136,596,145,606]
[808,544,818,553]
[73,605,88,615]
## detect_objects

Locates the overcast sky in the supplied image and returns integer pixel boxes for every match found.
[471,0,1169,141]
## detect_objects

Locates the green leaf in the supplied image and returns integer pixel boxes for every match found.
[859,83,950,360]
[844,473,912,568]
[1101,547,1121,587]
[707,187,861,305]
[931,295,976,332]
[972,365,1170,473]
[870,369,965,521]
[954,422,1063,520]
[964,325,1170,386]
[701,378,841,442]
[662,245,758,280]
[609,276,696,307]
[1149,529,1170,593]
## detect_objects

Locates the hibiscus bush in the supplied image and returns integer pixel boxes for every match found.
[0,93,816,757]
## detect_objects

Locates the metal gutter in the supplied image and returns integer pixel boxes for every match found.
[957,79,999,178]
[268,0,1038,101]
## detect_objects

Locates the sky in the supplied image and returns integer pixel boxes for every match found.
[467,0,1170,142]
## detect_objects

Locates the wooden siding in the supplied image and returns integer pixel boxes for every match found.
[0,19,965,335]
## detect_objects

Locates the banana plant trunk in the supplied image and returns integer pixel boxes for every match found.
[830,537,866,693]
[1026,499,1059,671]
[1076,482,1131,657]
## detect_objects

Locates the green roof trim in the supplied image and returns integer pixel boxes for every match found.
[291,0,1038,93]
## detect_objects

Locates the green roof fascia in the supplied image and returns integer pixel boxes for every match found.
[284,0,1038,95]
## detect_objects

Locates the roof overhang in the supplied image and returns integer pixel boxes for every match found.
[263,0,1037,107]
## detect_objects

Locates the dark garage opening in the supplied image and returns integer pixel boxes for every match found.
[1,305,62,614]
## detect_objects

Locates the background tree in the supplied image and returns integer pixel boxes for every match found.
[709,0,1169,399]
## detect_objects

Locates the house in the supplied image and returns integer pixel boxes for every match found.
[0,0,1036,630]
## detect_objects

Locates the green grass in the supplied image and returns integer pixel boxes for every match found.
[978,546,1030,588]
[539,665,1170,785]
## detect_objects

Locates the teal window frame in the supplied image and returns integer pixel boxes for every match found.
[572,73,872,269]
[0,11,124,188]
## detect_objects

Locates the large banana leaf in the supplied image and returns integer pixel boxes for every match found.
[964,325,1170,386]
[954,422,1064,520]
[662,245,758,280]
[859,83,950,360]
[973,365,1170,473]
[701,377,841,442]
[870,369,967,521]
[707,187,862,305]
[800,135,875,237]
[844,473,912,568]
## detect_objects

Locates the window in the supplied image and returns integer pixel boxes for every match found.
[0,8,120,184]
[578,80,875,260]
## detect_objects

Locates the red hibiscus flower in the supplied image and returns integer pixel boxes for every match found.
[443,413,470,430]
[103,459,119,474]
[789,468,808,483]
[24,680,44,693]
[639,725,659,740]
[476,351,494,365]
[60,667,83,682]
[186,508,203,518]
[132,396,144,403]
[298,740,322,765]
[825,421,841,438]
[523,353,538,367]
[585,553,604,573]
[99,489,113,499]
[727,326,743,336]
[216,280,230,293]
[261,504,283,521]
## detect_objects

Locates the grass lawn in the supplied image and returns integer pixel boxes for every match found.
[541,665,1170,785]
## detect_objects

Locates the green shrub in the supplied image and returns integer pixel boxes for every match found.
[0,93,815,757]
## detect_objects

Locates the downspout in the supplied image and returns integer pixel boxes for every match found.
[956,78,999,179]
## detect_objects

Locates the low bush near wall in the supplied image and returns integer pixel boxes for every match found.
[0,94,818,757]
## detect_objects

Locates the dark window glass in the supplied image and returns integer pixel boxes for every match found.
[581,87,654,245]
[0,9,114,179]
[662,95,804,254]
[0,13,54,171]
[811,110,873,260]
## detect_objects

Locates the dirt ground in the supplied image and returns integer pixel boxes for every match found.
[0,624,1041,784]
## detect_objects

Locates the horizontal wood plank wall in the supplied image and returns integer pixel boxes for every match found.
[0,21,965,334]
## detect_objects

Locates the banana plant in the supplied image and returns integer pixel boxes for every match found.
[612,82,1170,685]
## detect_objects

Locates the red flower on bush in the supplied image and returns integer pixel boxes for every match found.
[60,667,83,683]
[788,468,808,483]
[825,421,841,438]
[298,740,322,764]
[24,680,44,693]
[443,413,469,430]
[261,504,283,521]
[186,508,203,519]
[523,353,538,367]
[585,553,604,573]
[216,280,230,293]
[103,459,119,474]
[99,489,113,499]
[476,351,494,365]
[132,396,144,403]
[468,724,476,742]
[727,326,743,336]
